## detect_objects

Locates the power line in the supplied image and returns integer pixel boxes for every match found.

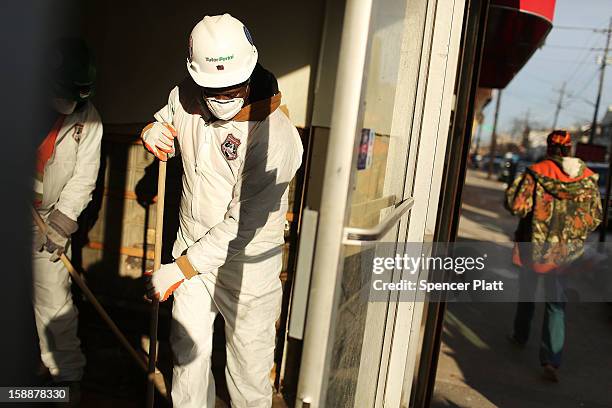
[504,91,589,121]
[562,106,594,117]
[559,20,612,113]
[554,25,609,33]
[570,114,590,123]
[520,73,558,87]
[543,44,605,51]
[573,96,596,108]
[589,17,612,144]
[552,82,566,129]
[564,30,604,83]
[537,57,597,63]
[503,90,553,107]
[566,69,599,105]
[503,87,596,120]
[580,70,599,89]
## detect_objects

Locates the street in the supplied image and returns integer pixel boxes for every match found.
[432,170,612,408]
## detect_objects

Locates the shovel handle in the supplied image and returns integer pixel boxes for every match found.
[146,160,167,408]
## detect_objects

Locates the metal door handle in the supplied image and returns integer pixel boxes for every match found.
[342,197,414,245]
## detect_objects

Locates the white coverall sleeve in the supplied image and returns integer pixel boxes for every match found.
[154,86,177,125]
[186,126,302,274]
[55,104,103,221]
[152,87,179,158]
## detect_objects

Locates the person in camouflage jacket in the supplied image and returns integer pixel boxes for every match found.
[505,133,602,272]
[504,130,602,382]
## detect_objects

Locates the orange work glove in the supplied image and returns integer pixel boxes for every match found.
[144,263,185,301]
[141,122,177,161]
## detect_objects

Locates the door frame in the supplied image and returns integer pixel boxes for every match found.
[295,0,375,405]
[294,0,468,406]
[376,0,468,406]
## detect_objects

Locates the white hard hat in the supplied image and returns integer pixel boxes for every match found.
[187,14,258,88]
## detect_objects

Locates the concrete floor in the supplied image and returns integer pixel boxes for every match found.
[432,170,612,408]
[74,307,289,407]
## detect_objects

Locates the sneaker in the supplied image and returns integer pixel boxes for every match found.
[542,364,559,383]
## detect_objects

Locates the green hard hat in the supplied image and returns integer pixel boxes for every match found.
[52,38,96,102]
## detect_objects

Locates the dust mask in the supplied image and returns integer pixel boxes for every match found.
[205,97,244,121]
[52,98,77,115]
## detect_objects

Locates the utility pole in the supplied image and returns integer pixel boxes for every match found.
[521,109,531,151]
[589,17,612,144]
[601,137,612,242]
[597,18,612,242]
[474,122,483,155]
[488,89,502,179]
[552,82,566,130]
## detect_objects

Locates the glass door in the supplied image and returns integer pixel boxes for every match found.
[324,0,420,406]
[294,0,466,406]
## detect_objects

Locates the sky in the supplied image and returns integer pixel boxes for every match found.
[480,0,612,140]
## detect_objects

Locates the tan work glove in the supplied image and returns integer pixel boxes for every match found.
[38,209,78,262]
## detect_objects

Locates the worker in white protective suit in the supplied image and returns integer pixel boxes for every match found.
[141,14,303,408]
[33,38,102,391]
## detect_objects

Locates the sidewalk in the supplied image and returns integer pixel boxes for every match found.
[432,170,612,408]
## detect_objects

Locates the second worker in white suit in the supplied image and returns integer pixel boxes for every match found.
[141,14,303,408]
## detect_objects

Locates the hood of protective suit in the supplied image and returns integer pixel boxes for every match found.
[233,63,281,121]
[527,157,599,200]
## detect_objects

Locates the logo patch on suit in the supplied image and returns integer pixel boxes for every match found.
[221,134,241,160]
[73,123,84,143]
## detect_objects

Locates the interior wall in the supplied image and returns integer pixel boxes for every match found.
[311,0,346,128]
[304,0,348,213]
[81,0,326,127]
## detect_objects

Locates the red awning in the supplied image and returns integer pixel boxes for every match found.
[479,0,556,89]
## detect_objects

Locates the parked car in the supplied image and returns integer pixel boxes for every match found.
[480,155,504,175]
[469,153,483,169]
[514,159,534,177]
[586,162,612,228]
[499,153,521,184]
